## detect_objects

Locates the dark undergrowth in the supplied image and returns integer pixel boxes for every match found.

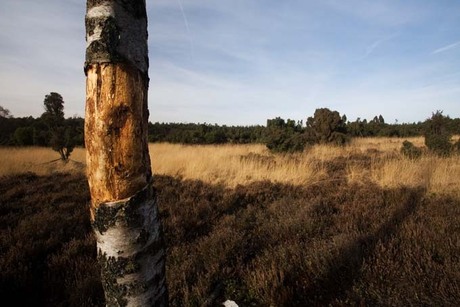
[0,170,459,306]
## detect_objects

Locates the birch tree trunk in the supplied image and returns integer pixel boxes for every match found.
[84,1,167,305]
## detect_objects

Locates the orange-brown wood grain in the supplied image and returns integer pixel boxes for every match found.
[85,63,151,218]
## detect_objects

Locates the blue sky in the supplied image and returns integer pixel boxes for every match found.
[0,0,459,125]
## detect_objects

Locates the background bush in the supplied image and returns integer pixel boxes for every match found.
[424,111,453,156]
[305,108,349,146]
[265,117,306,153]
[400,140,422,159]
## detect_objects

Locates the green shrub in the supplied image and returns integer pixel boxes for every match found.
[265,117,306,153]
[266,131,306,153]
[424,111,452,156]
[305,108,349,146]
[400,140,422,159]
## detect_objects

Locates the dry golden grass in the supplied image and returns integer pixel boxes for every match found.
[0,147,86,176]
[149,137,418,184]
[150,143,327,187]
[370,155,460,196]
[1,136,459,197]
[149,138,460,197]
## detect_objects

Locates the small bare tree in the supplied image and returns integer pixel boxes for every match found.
[84,1,167,305]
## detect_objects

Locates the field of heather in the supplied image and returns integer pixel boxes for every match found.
[0,138,459,306]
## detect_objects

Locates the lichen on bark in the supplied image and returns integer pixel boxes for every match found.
[85,0,149,75]
[93,183,167,306]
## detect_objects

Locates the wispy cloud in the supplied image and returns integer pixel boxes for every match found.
[362,34,398,58]
[432,41,460,54]
[175,0,194,58]
[1,0,459,123]
[323,0,426,26]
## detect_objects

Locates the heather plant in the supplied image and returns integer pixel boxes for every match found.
[2,141,460,306]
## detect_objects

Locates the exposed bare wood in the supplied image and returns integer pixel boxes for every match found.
[85,63,151,215]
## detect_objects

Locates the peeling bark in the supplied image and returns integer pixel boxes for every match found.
[85,0,148,75]
[85,1,167,306]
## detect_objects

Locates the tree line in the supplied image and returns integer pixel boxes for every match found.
[0,113,420,147]
[265,108,460,155]
[2,93,460,153]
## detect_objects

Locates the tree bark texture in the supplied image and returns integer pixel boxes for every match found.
[85,1,167,306]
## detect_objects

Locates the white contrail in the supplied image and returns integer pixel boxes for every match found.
[362,34,398,59]
[432,41,460,54]
[176,0,194,57]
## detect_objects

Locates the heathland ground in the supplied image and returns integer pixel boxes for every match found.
[0,138,459,306]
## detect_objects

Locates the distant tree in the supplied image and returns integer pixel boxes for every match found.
[41,92,74,161]
[42,92,65,131]
[0,107,14,144]
[424,111,452,156]
[305,108,349,145]
[13,127,34,146]
[347,117,365,137]
[50,127,74,161]
[450,118,460,133]
[32,119,51,146]
[0,106,12,118]
[43,92,64,121]
[66,116,85,147]
[265,117,306,153]
[205,128,228,144]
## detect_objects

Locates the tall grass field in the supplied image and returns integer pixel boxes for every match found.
[0,137,459,306]
[1,137,459,196]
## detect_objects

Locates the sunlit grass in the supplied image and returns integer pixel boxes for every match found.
[1,136,459,197]
[0,147,85,176]
[370,154,460,197]
[150,138,460,197]
[150,143,327,187]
